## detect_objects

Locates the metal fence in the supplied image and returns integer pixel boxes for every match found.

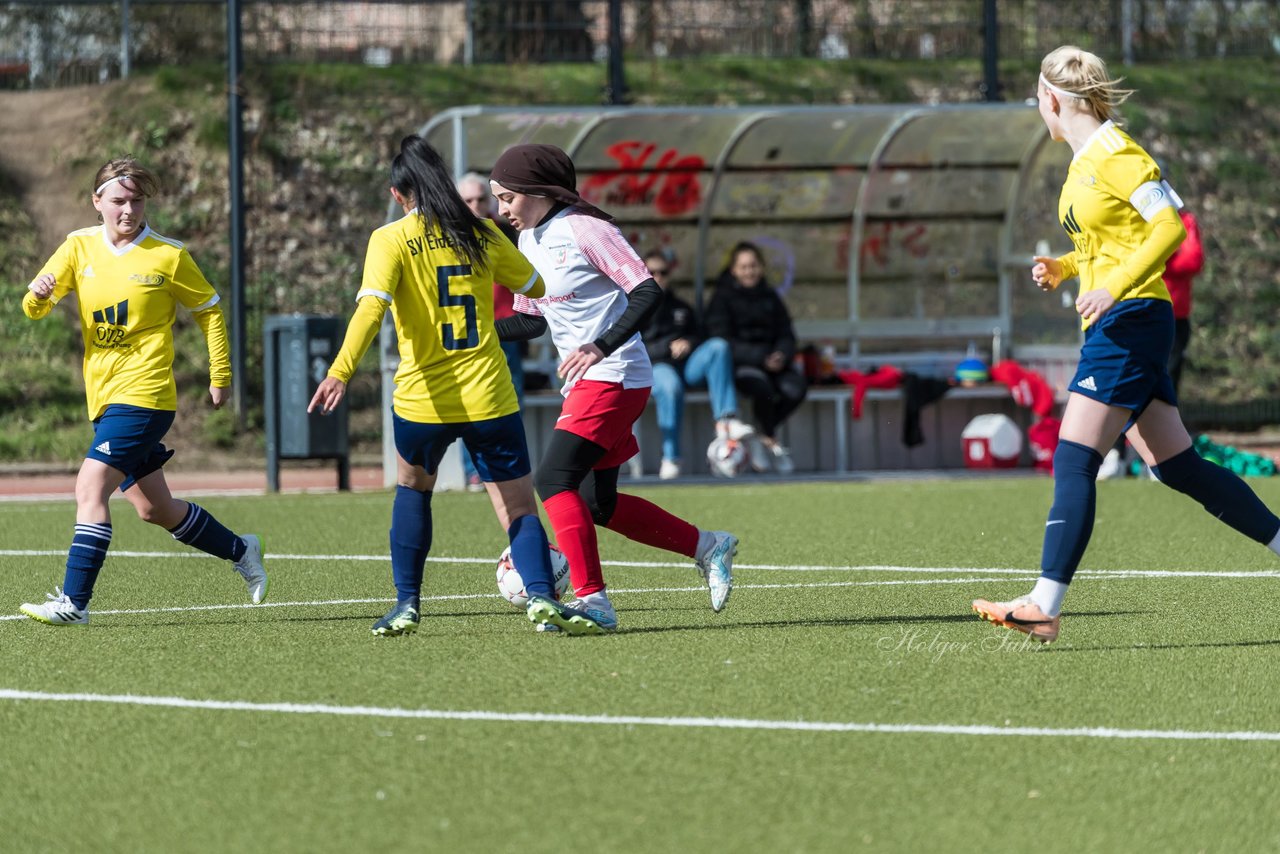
[2,0,1278,89]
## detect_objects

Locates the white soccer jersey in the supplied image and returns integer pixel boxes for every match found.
[513,207,653,394]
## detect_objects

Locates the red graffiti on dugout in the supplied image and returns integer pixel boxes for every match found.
[579,141,705,216]
[836,221,930,269]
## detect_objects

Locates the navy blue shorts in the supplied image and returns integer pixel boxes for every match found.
[1070,298,1177,419]
[85,404,176,492]
[393,410,532,482]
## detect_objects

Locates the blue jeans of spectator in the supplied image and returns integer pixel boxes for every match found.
[651,337,738,462]
[463,341,524,482]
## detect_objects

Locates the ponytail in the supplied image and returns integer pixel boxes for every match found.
[389,135,489,272]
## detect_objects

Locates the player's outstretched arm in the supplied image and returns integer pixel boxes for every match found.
[23,274,57,320]
[325,296,387,386]
[558,343,605,385]
[308,377,347,415]
[193,306,233,391]
[1031,256,1065,292]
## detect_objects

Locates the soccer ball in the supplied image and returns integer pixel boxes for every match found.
[707,435,749,478]
[495,544,571,608]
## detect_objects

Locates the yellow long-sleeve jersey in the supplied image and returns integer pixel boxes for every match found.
[23,225,230,420]
[327,215,543,423]
[1054,121,1186,329]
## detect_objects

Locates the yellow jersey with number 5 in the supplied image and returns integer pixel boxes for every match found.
[333,215,542,423]
[22,224,230,420]
[1056,120,1182,327]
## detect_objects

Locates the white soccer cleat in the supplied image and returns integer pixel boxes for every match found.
[570,591,618,632]
[659,458,682,480]
[233,534,269,604]
[696,531,738,613]
[20,587,89,626]
[528,591,618,634]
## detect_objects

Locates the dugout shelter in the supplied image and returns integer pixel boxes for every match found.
[381,104,1080,481]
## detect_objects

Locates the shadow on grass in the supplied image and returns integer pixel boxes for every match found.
[75,608,1152,635]
[618,609,1144,635]
[1043,638,1280,654]
[97,606,520,628]
[412,606,1154,636]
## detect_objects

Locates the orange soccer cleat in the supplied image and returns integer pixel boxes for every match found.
[972,595,1060,644]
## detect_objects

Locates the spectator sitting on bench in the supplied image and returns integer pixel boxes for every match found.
[641,249,754,480]
[705,241,808,474]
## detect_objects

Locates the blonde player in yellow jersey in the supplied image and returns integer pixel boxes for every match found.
[308,135,604,636]
[972,47,1280,643]
[18,158,267,626]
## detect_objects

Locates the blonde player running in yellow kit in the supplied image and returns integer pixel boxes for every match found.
[19,158,266,626]
[309,135,603,636]
[972,47,1280,643]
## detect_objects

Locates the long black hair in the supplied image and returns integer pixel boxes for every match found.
[390,135,489,272]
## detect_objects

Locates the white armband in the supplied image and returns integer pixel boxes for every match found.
[188,294,221,312]
[1129,180,1183,222]
[355,288,393,303]
[515,271,540,295]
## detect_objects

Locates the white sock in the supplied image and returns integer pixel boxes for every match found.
[1268,528,1280,557]
[695,529,716,563]
[1029,577,1069,617]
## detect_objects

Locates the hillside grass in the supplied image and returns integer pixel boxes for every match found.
[1,56,1277,464]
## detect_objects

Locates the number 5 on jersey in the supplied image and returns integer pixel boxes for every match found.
[437,264,478,350]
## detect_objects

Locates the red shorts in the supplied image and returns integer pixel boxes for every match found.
[555,380,650,470]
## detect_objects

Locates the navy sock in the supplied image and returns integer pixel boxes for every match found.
[169,503,246,562]
[508,514,554,599]
[64,522,112,609]
[1154,447,1280,544]
[389,485,432,601]
[1040,440,1103,584]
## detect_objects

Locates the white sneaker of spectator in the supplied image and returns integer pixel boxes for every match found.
[745,435,773,472]
[770,443,795,475]
[659,458,682,480]
[717,417,756,441]
[1097,448,1123,481]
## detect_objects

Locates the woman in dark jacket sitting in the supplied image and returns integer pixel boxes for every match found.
[705,241,807,473]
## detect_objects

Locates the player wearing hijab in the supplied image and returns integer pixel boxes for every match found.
[490,143,738,635]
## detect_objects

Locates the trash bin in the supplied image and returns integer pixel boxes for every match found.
[264,315,350,492]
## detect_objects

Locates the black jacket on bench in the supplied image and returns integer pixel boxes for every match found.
[704,274,798,372]
[641,288,702,371]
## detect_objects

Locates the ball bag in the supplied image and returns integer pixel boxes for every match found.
[961,413,1022,469]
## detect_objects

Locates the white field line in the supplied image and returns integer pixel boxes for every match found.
[1,688,1278,743]
[0,487,349,504]
[0,576,1023,622]
[2,549,1276,580]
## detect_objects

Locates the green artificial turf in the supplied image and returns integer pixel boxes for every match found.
[2,477,1279,852]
